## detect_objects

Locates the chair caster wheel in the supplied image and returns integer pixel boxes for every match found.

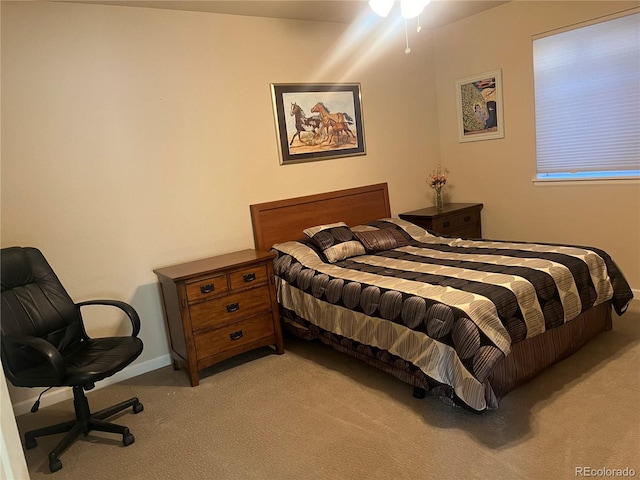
[49,458,62,473]
[25,436,37,450]
[123,433,135,446]
[133,402,144,414]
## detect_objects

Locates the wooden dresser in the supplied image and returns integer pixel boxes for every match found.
[154,249,284,386]
[399,203,483,238]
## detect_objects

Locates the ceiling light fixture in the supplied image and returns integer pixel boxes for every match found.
[369,0,431,53]
[400,0,428,19]
[369,0,430,19]
[368,0,394,17]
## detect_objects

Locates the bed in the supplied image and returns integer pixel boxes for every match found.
[250,183,634,411]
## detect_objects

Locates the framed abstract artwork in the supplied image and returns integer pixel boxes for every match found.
[455,70,504,142]
[271,83,366,164]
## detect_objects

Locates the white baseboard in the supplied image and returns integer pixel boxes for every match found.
[11,354,173,417]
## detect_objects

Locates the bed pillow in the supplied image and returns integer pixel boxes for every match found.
[303,222,366,263]
[295,237,331,263]
[354,227,410,253]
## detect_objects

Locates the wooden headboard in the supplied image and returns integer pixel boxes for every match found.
[250,183,391,251]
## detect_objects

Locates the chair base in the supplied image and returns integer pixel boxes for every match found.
[24,385,143,473]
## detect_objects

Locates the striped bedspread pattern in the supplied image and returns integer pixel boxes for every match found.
[271,219,633,411]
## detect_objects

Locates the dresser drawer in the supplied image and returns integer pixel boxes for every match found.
[229,264,268,290]
[189,284,272,332]
[186,275,228,303]
[194,313,275,360]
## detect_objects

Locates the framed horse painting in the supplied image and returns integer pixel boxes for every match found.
[271,83,366,164]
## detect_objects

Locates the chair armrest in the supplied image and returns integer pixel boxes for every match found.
[76,299,141,337]
[1,335,66,381]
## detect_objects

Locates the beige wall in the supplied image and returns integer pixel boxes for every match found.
[432,1,640,286]
[1,1,638,412]
[0,1,439,409]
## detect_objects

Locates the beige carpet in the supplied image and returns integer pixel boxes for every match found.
[15,311,640,480]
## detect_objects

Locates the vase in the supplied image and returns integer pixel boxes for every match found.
[435,189,443,212]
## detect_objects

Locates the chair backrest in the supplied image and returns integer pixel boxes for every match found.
[1,247,83,377]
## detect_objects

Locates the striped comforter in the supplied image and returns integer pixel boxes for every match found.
[271,219,633,411]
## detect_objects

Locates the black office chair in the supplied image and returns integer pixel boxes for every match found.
[0,247,144,473]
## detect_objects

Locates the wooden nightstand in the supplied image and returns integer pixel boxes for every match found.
[399,203,483,238]
[154,249,284,386]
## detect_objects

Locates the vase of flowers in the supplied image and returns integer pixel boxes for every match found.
[428,164,448,212]
[435,189,443,212]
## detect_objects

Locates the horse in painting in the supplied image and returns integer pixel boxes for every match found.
[310,102,355,140]
[326,118,355,145]
[289,102,323,146]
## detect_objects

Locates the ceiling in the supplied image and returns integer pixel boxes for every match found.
[61,1,509,28]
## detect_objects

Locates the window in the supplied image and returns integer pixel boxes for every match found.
[533,11,640,182]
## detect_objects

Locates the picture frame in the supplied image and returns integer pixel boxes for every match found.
[271,83,366,164]
[455,69,504,142]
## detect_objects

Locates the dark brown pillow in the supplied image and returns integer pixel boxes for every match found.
[354,228,409,253]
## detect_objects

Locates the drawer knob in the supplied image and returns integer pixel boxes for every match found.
[226,302,240,313]
[443,221,450,228]
[229,330,244,341]
[200,284,215,294]
[464,215,471,222]
[243,273,256,282]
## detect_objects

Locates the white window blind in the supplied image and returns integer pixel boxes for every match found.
[533,12,640,181]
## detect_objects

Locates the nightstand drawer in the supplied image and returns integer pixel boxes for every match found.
[432,215,459,233]
[189,285,272,332]
[186,275,228,303]
[456,225,480,238]
[458,210,480,228]
[194,313,276,360]
[229,265,268,290]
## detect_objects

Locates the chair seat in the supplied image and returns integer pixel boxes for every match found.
[64,337,144,386]
[16,337,143,388]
